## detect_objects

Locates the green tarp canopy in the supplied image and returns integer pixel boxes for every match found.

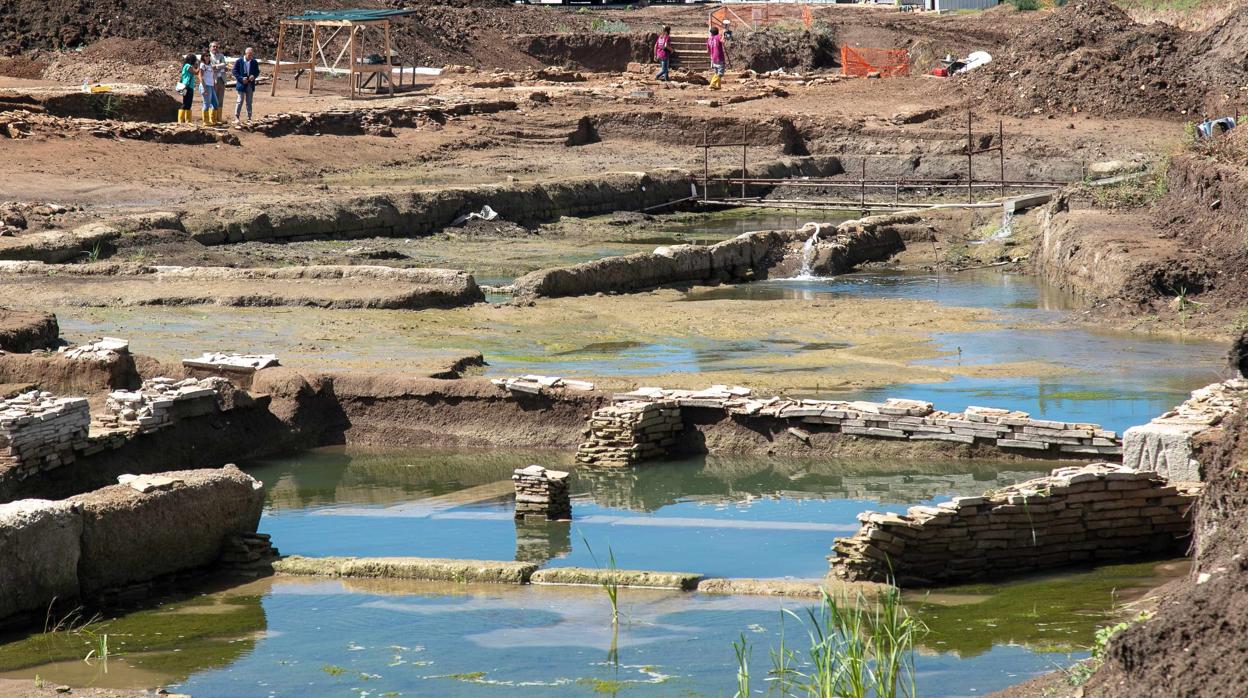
[284,9,418,22]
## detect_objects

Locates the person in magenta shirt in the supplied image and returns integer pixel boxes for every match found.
[655,26,672,82]
[707,27,728,90]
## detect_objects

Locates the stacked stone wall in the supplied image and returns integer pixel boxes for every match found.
[100,377,230,434]
[0,391,90,480]
[577,400,682,466]
[1123,378,1247,482]
[614,387,1122,458]
[829,463,1199,586]
[513,465,572,520]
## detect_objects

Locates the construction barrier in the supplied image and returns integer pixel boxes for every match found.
[840,46,910,78]
[709,4,813,32]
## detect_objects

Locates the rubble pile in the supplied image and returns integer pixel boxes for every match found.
[57,336,128,360]
[492,374,595,396]
[577,400,682,466]
[512,464,571,520]
[0,391,90,479]
[614,386,1122,457]
[100,377,228,433]
[829,463,1201,586]
[1123,378,1248,481]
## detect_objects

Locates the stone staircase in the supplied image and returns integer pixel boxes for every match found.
[668,35,711,72]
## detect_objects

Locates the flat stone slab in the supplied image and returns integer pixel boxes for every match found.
[529,567,702,590]
[695,577,891,598]
[273,555,538,585]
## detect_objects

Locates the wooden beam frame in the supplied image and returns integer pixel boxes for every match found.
[272,16,404,98]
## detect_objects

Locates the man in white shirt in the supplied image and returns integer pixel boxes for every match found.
[209,42,227,121]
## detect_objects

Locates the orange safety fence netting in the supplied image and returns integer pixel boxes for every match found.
[841,46,910,78]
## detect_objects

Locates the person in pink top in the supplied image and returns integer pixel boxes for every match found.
[707,27,728,90]
[654,26,672,82]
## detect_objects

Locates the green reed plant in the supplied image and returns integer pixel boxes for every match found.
[582,537,621,624]
[734,587,923,698]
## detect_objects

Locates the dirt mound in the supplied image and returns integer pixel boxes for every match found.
[1086,408,1248,696]
[1,0,582,75]
[967,0,1248,119]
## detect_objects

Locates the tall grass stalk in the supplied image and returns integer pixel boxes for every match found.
[733,633,751,698]
[582,537,621,624]
[743,587,922,698]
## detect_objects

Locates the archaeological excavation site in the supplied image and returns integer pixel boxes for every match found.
[4,0,1248,695]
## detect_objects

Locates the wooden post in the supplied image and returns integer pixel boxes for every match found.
[384,20,394,95]
[741,125,748,200]
[294,25,305,89]
[966,110,973,204]
[271,22,285,97]
[860,157,867,214]
[998,119,1006,198]
[308,24,319,94]
[702,126,709,202]
[348,25,357,99]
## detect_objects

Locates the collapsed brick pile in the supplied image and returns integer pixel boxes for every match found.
[57,336,128,360]
[512,464,571,520]
[0,391,89,480]
[1124,378,1248,481]
[492,374,595,396]
[101,377,228,433]
[615,386,1121,457]
[829,463,1200,586]
[577,400,682,467]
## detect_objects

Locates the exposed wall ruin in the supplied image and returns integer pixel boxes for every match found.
[829,463,1199,586]
[577,400,682,466]
[0,466,263,629]
[609,385,1122,460]
[1123,379,1248,482]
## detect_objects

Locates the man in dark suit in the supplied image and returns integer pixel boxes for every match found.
[232,46,261,123]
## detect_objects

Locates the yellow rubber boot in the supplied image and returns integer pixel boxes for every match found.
[175,109,183,123]
[209,108,218,126]
[710,74,721,90]
[202,109,211,126]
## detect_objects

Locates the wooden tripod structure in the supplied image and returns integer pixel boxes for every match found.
[271,9,416,99]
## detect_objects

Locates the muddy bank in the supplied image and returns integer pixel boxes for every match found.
[1082,408,1248,696]
[0,466,262,629]
[0,84,176,122]
[0,308,57,352]
[1034,196,1211,307]
[178,156,840,246]
[0,264,485,310]
[0,349,140,395]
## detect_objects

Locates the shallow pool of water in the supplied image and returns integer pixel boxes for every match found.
[0,560,1184,697]
[247,447,1048,579]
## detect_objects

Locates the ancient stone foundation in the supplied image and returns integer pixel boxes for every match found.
[512,464,572,520]
[615,386,1122,457]
[1123,378,1248,482]
[0,466,264,628]
[0,391,90,480]
[829,463,1200,586]
[101,377,229,433]
[577,400,682,466]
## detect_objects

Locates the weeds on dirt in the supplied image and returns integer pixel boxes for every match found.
[85,241,103,263]
[1085,169,1167,209]
[590,18,629,34]
[1011,0,1041,10]
[731,588,924,698]
[1063,611,1153,686]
